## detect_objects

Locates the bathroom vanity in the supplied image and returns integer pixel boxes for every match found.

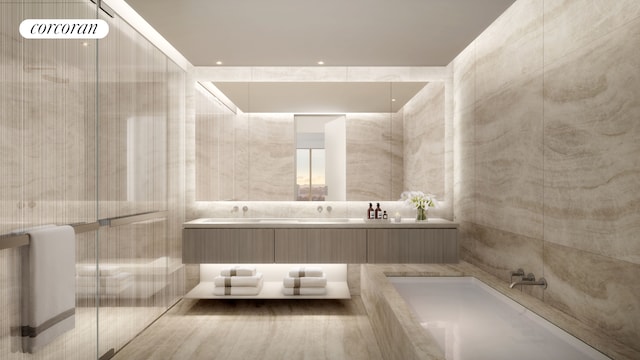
[182,218,458,299]
[182,218,458,264]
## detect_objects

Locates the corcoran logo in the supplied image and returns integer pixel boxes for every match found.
[19,19,109,39]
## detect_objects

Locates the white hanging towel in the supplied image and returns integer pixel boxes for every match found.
[21,225,76,353]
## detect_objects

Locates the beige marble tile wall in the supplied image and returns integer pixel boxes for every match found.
[390,111,404,199]
[346,113,394,200]
[452,0,640,352]
[248,113,295,200]
[402,83,446,202]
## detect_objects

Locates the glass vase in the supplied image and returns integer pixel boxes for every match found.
[416,207,427,221]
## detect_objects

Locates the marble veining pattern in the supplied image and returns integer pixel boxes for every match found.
[451,0,640,354]
[346,113,393,200]
[248,113,295,200]
[112,298,383,360]
[543,15,640,264]
[403,83,446,199]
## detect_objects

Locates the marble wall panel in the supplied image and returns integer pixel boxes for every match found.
[475,0,543,102]
[452,44,476,226]
[248,113,295,200]
[544,242,640,353]
[543,16,640,264]
[453,105,475,224]
[452,41,476,113]
[403,83,445,199]
[195,89,222,201]
[233,112,250,200]
[346,113,392,201]
[390,111,404,199]
[543,0,640,66]
[470,223,545,299]
[453,0,640,353]
[475,73,544,240]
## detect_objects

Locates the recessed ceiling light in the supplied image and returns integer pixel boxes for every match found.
[317,60,324,65]
[216,61,223,65]
[391,98,396,102]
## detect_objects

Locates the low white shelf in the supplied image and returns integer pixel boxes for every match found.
[184,263,351,300]
[184,281,350,299]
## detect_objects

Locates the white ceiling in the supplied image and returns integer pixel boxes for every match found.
[212,82,428,113]
[124,0,516,67]
[125,0,514,113]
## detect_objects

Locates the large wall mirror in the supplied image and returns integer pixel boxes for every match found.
[195,81,431,201]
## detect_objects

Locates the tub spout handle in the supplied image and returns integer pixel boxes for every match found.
[510,268,525,283]
[510,275,547,289]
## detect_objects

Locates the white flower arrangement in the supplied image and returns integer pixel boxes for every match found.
[400,191,437,210]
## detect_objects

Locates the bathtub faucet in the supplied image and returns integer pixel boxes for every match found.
[509,273,547,289]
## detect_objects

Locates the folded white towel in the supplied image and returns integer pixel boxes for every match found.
[282,287,326,296]
[213,281,263,296]
[21,225,76,353]
[76,273,133,290]
[76,264,121,277]
[288,266,323,278]
[220,266,257,277]
[214,273,263,287]
[283,274,327,288]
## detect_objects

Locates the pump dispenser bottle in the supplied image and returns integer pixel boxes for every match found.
[368,203,374,219]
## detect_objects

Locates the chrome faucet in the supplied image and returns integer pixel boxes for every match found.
[510,273,547,289]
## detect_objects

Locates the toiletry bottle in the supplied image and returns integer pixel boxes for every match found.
[383,211,388,220]
[375,203,382,219]
[368,203,374,219]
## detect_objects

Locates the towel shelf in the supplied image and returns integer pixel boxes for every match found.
[0,210,167,251]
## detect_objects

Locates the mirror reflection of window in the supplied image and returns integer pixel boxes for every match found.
[296,148,326,201]
[295,115,345,201]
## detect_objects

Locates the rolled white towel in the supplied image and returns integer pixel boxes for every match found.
[214,273,263,287]
[288,266,323,278]
[282,287,326,296]
[213,281,263,296]
[220,266,257,277]
[283,274,326,288]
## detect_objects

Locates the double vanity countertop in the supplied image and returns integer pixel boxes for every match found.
[183,217,458,229]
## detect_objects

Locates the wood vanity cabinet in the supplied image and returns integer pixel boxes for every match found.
[182,224,458,264]
[274,229,367,263]
[367,228,458,263]
[183,228,275,263]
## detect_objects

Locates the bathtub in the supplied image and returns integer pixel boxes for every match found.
[389,277,610,360]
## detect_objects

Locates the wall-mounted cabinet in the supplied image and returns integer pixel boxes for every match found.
[183,221,458,264]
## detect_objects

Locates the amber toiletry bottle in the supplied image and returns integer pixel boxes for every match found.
[368,203,375,219]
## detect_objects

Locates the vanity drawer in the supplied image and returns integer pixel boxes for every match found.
[274,229,367,263]
[367,228,458,263]
[183,228,275,263]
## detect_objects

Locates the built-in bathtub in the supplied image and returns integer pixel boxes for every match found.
[360,263,633,360]
[389,277,609,360]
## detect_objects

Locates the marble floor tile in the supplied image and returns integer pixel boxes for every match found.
[112,298,383,360]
